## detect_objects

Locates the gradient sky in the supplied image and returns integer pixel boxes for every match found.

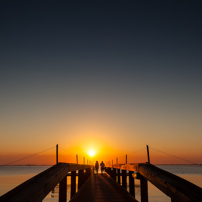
[0,0,202,165]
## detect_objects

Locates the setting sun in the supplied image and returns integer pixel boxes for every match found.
[89,150,95,157]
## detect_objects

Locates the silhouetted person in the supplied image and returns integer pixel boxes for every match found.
[100,161,105,173]
[95,161,99,173]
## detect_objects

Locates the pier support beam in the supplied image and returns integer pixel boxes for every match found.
[78,169,84,189]
[140,177,148,202]
[86,168,91,179]
[117,169,120,184]
[71,171,76,198]
[112,168,116,180]
[129,171,135,197]
[122,170,127,189]
[59,175,67,202]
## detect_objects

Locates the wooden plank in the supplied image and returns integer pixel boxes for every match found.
[70,174,138,202]
[138,164,202,202]
[0,163,93,202]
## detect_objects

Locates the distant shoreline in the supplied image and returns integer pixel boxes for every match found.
[0,164,52,166]
[0,164,201,166]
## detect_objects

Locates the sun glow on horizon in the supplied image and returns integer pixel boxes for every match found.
[89,150,95,157]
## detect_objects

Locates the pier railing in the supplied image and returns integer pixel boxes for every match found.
[0,163,93,202]
[105,163,202,202]
[1,162,202,202]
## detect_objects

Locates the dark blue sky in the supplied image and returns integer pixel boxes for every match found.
[1,0,202,157]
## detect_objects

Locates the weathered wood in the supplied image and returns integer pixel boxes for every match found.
[122,170,127,189]
[140,177,148,202]
[129,171,135,197]
[0,163,93,202]
[71,171,76,198]
[59,176,67,202]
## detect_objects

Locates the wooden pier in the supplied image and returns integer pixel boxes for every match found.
[70,173,137,202]
[1,162,202,202]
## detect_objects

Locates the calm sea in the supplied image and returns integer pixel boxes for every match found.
[0,165,202,202]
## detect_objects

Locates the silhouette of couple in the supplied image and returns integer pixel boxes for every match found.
[95,161,105,173]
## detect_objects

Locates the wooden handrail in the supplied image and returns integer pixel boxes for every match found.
[0,163,93,202]
[107,163,202,202]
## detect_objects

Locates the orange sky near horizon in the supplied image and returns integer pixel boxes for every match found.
[1,112,202,165]
[1,140,202,166]
[1,109,202,165]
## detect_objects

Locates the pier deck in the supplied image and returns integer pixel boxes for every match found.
[70,173,137,202]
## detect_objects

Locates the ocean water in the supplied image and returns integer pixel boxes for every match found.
[0,165,202,201]
[143,165,202,202]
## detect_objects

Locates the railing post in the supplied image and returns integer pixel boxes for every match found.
[107,167,110,175]
[56,144,58,164]
[59,176,67,202]
[140,177,148,202]
[106,167,111,176]
[78,169,84,189]
[147,145,150,164]
[71,171,76,198]
[76,154,78,164]
[126,154,127,164]
[86,168,91,178]
[107,168,110,176]
[116,158,118,164]
[91,166,94,175]
[122,170,127,189]
[112,168,116,180]
[129,171,135,197]
[117,169,120,184]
